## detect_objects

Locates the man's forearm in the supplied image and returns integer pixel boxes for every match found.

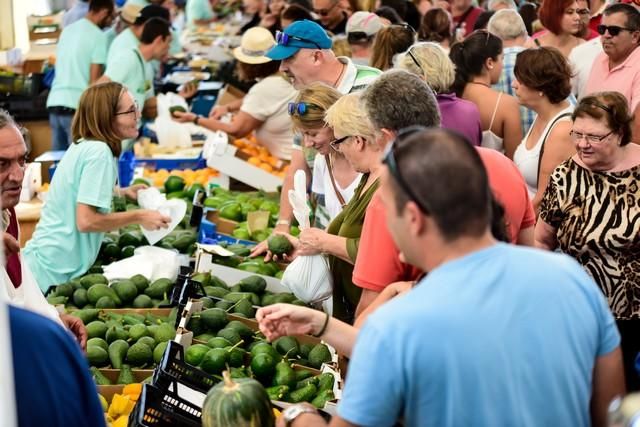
[77,206,142,233]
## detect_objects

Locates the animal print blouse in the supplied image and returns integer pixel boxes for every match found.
[539,158,640,319]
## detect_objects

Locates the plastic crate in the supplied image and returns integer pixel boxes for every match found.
[0,73,43,96]
[153,340,218,394]
[118,151,207,186]
[0,91,48,121]
[128,383,201,427]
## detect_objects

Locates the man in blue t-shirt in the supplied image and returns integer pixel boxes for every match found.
[271,128,625,427]
[9,305,105,426]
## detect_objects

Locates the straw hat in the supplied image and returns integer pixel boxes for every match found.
[120,3,143,25]
[233,27,276,65]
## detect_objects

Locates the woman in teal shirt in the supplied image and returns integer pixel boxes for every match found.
[24,82,171,291]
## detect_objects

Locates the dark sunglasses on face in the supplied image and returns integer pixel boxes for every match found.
[382,126,432,214]
[597,24,638,36]
[275,31,322,49]
[314,0,338,16]
[330,134,350,151]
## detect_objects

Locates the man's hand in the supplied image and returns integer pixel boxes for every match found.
[3,232,20,256]
[178,80,199,99]
[172,111,197,123]
[256,303,326,341]
[60,313,88,350]
[138,210,171,230]
[208,105,229,120]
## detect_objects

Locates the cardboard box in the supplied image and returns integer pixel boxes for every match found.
[205,209,239,235]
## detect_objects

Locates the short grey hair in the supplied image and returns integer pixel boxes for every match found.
[488,0,517,11]
[361,69,441,132]
[0,109,17,130]
[488,9,527,41]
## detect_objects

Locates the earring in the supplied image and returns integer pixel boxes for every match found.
[539,92,543,97]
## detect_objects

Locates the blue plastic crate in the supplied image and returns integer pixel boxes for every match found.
[198,217,255,246]
[118,151,207,186]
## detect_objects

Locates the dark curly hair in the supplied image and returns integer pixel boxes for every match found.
[513,47,572,105]
[572,92,634,146]
[418,7,452,43]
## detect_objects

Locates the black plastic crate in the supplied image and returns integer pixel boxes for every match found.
[0,73,42,96]
[154,340,219,394]
[128,383,201,427]
[0,91,49,121]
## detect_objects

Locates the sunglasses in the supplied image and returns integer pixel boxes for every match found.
[330,135,350,151]
[275,31,322,49]
[313,0,338,16]
[597,24,638,36]
[406,47,424,74]
[382,126,431,213]
[288,102,320,116]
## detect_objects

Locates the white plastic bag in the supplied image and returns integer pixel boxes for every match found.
[102,246,182,283]
[137,187,187,245]
[281,170,333,310]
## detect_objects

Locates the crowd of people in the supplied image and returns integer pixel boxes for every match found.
[2,0,640,425]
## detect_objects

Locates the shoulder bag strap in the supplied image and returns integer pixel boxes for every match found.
[325,154,347,207]
[537,112,572,186]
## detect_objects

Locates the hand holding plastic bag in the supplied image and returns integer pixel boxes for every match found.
[280,170,333,311]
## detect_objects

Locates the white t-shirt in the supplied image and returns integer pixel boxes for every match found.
[240,74,297,160]
[569,38,603,100]
[312,154,362,224]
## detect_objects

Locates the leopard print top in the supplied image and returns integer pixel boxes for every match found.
[540,158,640,319]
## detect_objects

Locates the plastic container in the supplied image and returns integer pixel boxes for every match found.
[128,383,201,427]
[118,151,207,186]
[197,217,255,246]
[0,73,43,96]
[153,340,218,394]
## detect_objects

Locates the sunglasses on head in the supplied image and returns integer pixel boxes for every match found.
[275,31,322,49]
[288,102,320,116]
[382,125,431,214]
[597,24,638,36]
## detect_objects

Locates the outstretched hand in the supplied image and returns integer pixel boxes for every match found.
[256,303,325,341]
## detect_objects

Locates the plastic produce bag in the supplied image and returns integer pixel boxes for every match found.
[281,171,333,311]
[137,187,187,245]
[155,93,192,148]
[102,246,183,283]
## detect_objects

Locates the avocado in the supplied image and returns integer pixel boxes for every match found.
[46,295,68,305]
[87,337,109,352]
[233,298,256,318]
[238,275,267,294]
[311,389,335,408]
[273,360,297,388]
[122,313,145,326]
[223,292,260,306]
[209,276,228,288]
[105,326,129,343]
[200,308,228,331]
[126,342,153,367]
[207,337,232,349]
[317,372,335,392]
[185,343,210,366]
[273,336,299,358]
[95,296,117,309]
[117,364,135,385]
[71,308,100,324]
[200,348,228,374]
[217,328,242,345]
[132,294,154,308]
[90,366,112,385]
[308,343,332,369]
[215,300,234,311]
[169,105,187,117]
[195,333,217,342]
[299,343,313,359]
[118,231,142,248]
[137,336,156,351]
[128,324,149,342]
[130,274,150,292]
[266,385,290,401]
[80,273,108,290]
[87,346,109,367]
[218,202,243,222]
[267,235,293,257]
[204,286,229,299]
[294,369,315,382]
[144,278,173,299]
[250,342,279,359]
[251,352,277,379]
[164,175,185,194]
[55,282,74,298]
[151,323,175,343]
[87,284,121,306]
[172,234,196,253]
[72,288,89,308]
[153,341,168,365]
[225,320,254,339]
[191,272,211,287]
[230,366,250,379]
[120,245,136,259]
[289,383,318,403]
[108,339,130,369]
[86,321,108,339]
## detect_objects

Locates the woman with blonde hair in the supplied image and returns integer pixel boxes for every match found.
[398,42,482,146]
[286,90,382,323]
[289,82,361,229]
[369,24,416,70]
[23,82,170,291]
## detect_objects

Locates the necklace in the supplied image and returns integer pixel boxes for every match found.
[332,63,346,88]
[468,80,491,88]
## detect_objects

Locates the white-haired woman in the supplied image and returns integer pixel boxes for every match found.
[397,42,482,146]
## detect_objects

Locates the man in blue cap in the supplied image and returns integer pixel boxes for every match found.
[248,20,381,251]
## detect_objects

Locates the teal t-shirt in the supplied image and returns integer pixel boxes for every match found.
[187,0,214,27]
[105,46,154,111]
[47,18,108,109]
[107,28,138,65]
[23,140,117,290]
[125,0,150,6]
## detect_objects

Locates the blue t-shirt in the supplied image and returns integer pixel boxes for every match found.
[23,140,117,290]
[339,243,620,427]
[10,305,105,427]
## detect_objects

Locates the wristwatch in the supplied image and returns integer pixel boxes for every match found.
[282,404,318,426]
[193,115,201,125]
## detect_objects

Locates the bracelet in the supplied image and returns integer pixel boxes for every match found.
[312,311,330,338]
[276,219,291,227]
[194,115,200,125]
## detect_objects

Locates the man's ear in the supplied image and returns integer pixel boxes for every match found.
[405,201,427,237]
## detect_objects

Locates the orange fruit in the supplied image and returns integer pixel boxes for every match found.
[259,163,273,173]
[248,157,261,166]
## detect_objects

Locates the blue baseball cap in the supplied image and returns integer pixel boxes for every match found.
[266,20,333,60]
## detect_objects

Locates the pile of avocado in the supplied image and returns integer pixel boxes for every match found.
[83,309,178,378]
[47,273,175,310]
[204,243,284,278]
[191,272,305,318]
[184,308,335,407]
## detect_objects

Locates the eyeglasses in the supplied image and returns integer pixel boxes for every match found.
[569,130,613,144]
[276,31,322,49]
[115,103,139,116]
[406,47,424,74]
[288,102,320,116]
[597,25,638,36]
[313,0,338,16]
[382,126,431,213]
[330,135,351,151]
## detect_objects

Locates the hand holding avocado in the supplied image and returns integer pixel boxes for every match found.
[256,303,326,342]
[171,110,197,123]
[178,80,199,99]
